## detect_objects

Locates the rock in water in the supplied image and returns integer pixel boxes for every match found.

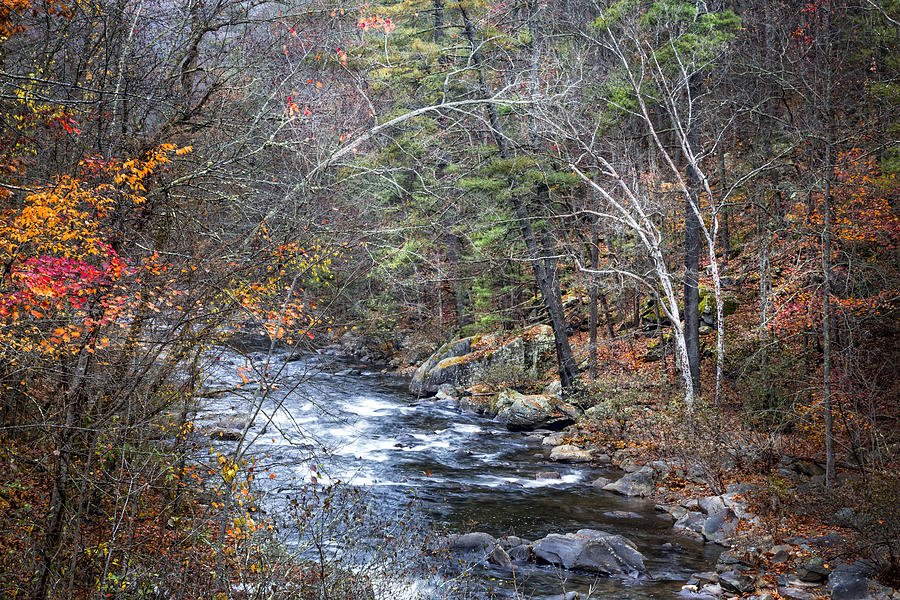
[409,338,474,395]
[508,544,531,563]
[487,545,512,570]
[701,510,739,544]
[216,413,252,431]
[446,532,496,552]
[209,428,242,441]
[550,445,593,463]
[497,392,574,432]
[672,511,706,540]
[531,529,645,576]
[541,431,567,447]
[718,570,755,594]
[546,593,578,600]
[602,468,655,496]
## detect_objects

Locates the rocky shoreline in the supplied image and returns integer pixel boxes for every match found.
[388,329,900,600]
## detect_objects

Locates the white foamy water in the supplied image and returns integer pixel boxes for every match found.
[522,472,583,488]
[343,396,399,417]
[450,423,481,434]
[335,436,399,460]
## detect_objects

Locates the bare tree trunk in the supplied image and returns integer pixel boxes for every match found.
[821,0,836,487]
[757,193,770,335]
[718,143,730,264]
[433,0,444,44]
[600,292,615,340]
[571,164,696,407]
[446,232,471,329]
[107,0,145,158]
[33,347,90,600]
[684,77,702,396]
[589,220,599,379]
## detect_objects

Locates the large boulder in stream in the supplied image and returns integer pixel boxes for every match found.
[409,337,474,395]
[672,509,740,545]
[446,532,497,552]
[550,444,593,463]
[602,467,656,497]
[494,389,574,431]
[444,533,515,571]
[409,326,555,396]
[531,529,645,576]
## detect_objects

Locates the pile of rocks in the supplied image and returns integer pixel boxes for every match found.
[445,529,646,578]
[681,545,897,600]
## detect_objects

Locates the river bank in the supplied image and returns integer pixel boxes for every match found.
[380,327,900,600]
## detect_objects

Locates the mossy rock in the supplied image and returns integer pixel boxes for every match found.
[410,326,557,396]
[698,293,739,320]
[409,337,474,395]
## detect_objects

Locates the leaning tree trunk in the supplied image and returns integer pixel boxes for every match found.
[460,8,581,392]
[434,0,471,330]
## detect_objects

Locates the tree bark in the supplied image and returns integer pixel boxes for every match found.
[821,0,836,486]
[589,221,599,380]
[684,76,702,396]
[446,231,471,328]
[718,143,730,264]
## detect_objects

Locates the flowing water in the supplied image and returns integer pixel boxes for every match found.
[196,347,719,599]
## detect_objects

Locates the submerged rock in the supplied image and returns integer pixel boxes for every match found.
[603,511,643,519]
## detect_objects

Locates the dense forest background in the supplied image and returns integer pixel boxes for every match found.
[0,0,897,597]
